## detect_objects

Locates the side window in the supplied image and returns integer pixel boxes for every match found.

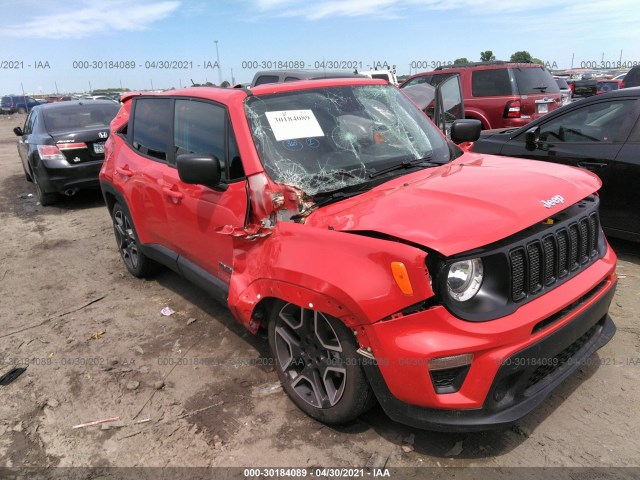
[429,73,456,87]
[254,75,280,86]
[227,128,245,180]
[537,100,637,143]
[284,77,301,82]
[402,76,432,88]
[471,69,513,97]
[132,98,172,161]
[23,111,35,134]
[174,99,227,176]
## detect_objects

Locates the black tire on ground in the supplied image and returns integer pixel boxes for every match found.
[268,301,376,425]
[17,107,26,114]
[23,165,33,182]
[111,202,159,277]
[32,170,57,205]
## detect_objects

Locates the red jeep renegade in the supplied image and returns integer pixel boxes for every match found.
[100,78,617,431]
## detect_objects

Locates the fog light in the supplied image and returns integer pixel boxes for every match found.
[428,353,473,371]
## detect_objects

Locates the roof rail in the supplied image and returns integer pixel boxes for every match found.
[434,60,534,71]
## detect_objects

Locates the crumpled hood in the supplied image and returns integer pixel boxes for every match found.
[305,154,602,256]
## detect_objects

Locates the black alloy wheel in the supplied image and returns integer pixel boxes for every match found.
[268,301,375,424]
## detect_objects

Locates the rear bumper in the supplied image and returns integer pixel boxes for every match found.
[360,250,617,431]
[38,160,103,193]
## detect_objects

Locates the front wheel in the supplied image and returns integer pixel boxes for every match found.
[111,202,158,277]
[268,301,375,425]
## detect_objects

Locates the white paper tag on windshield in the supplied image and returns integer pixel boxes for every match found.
[265,110,324,141]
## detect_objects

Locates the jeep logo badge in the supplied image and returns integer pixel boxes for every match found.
[541,195,564,209]
[98,131,108,139]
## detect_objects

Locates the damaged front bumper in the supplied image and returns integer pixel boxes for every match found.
[359,252,617,432]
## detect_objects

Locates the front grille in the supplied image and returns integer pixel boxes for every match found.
[525,320,601,391]
[509,213,600,302]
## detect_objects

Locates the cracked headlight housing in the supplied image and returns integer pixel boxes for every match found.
[446,258,484,302]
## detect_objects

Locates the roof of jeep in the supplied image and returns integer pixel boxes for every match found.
[120,78,386,104]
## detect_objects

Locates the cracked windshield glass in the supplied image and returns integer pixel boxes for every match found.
[245,84,456,197]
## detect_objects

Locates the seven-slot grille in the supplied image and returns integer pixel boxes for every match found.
[510,213,600,302]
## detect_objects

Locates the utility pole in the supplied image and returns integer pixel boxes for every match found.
[215,40,222,85]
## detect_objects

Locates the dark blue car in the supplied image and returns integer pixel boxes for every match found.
[1,95,40,114]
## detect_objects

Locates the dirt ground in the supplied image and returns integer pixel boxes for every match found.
[0,112,639,476]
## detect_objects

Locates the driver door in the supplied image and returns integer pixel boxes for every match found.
[162,99,248,295]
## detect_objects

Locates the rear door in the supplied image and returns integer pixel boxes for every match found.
[502,97,639,229]
[118,97,177,249]
[17,110,35,170]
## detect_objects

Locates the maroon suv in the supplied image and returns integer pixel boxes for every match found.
[401,62,561,129]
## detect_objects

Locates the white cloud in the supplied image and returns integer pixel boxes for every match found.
[1,0,181,39]
[253,0,640,21]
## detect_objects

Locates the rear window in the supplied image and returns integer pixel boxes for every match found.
[471,69,513,96]
[42,103,119,133]
[1,97,9,103]
[555,78,569,89]
[512,67,560,95]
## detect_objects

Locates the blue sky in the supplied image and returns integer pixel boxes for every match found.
[1,0,639,94]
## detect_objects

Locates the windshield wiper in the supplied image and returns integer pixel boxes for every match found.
[531,86,548,92]
[368,157,435,179]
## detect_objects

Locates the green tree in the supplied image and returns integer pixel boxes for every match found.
[532,58,544,66]
[454,57,469,65]
[480,50,495,62]
[510,51,533,63]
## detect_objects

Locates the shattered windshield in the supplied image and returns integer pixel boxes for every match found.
[245,84,452,196]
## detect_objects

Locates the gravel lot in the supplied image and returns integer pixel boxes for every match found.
[0,112,639,477]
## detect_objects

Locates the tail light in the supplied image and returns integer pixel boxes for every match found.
[503,100,521,118]
[37,145,66,161]
[37,143,86,161]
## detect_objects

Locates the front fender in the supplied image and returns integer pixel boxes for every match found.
[228,222,434,331]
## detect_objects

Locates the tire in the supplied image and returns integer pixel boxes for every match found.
[111,202,158,277]
[32,170,57,205]
[268,301,375,425]
[17,106,26,114]
[23,164,33,182]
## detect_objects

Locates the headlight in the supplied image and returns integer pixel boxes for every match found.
[446,258,483,302]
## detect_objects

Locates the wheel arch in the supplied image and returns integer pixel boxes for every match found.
[227,222,434,335]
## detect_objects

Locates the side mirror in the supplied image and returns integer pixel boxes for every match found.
[13,127,23,136]
[177,153,227,191]
[525,126,540,149]
[450,119,481,144]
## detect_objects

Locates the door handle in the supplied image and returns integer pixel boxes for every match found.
[577,161,608,170]
[162,186,184,200]
[116,166,133,177]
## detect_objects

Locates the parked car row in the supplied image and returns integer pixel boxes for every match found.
[13,74,619,433]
